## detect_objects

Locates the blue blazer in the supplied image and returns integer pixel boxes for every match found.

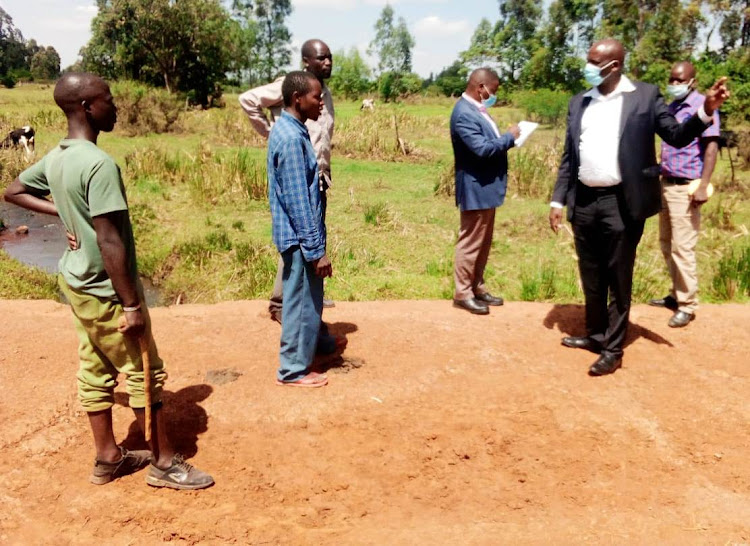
[450,97,515,211]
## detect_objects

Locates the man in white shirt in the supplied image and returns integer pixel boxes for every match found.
[548,39,729,376]
[239,39,336,326]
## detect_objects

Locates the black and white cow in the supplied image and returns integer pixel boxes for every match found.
[1,126,35,155]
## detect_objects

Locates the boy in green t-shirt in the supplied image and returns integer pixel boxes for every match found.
[4,73,213,490]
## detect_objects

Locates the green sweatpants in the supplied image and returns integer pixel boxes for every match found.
[58,275,167,412]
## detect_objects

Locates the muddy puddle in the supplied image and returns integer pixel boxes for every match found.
[1,201,162,306]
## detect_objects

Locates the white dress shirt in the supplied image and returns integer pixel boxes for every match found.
[551,76,714,209]
[461,93,500,137]
[577,75,636,187]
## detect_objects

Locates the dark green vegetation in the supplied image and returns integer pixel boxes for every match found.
[0,7,60,86]
[1,85,748,306]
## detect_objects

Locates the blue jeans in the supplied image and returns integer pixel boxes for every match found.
[278,246,324,381]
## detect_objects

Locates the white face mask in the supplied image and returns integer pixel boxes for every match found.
[667,79,694,100]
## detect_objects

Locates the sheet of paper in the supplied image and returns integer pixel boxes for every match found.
[515,120,539,148]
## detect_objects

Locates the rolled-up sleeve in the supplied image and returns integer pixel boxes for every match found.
[238,78,284,139]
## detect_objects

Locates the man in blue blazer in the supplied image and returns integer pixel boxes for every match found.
[450,68,520,315]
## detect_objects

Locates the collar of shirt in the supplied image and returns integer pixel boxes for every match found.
[279,110,310,136]
[461,92,485,111]
[669,89,702,112]
[584,75,636,101]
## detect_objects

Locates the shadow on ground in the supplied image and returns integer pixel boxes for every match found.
[114,384,213,458]
[543,303,673,350]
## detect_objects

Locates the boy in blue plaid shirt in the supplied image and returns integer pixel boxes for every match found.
[269,71,332,388]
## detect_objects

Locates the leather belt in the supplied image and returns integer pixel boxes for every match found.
[662,176,690,185]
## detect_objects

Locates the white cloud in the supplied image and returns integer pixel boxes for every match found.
[414,15,469,37]
[75,4,98,14]
[293,0,357,8]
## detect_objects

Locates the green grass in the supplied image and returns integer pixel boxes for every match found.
[1,83,749,305]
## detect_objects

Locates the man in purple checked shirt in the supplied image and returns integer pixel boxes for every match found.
[650,61,720,328]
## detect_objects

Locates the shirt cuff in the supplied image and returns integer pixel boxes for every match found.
[550,201,564,209]
[697,106,713,124]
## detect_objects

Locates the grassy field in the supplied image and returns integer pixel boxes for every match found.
[1,83,748,305]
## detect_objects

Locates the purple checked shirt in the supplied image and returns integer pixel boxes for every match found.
[660,90,720,179]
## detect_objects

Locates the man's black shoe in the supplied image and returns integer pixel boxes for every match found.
[561,336,601,353]
[649,295,678,310]
[668,310,695,328]
[475,293,504,306]
[588,353,622,376]
[453,298,489,315]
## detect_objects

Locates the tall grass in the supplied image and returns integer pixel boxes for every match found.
[508,142,562,199]
[124,145,267,205]
[334,109,436,161]
[711,244,750,299]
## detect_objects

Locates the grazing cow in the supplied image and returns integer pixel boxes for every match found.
[360,98,375,111]
[1,126,35,155]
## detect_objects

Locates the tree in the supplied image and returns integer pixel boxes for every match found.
[328,48,372,99]
[493,0,541,85]
[81,0,236,106]
[461,18,497,69]
[251,0,292,82]
[369,5,416,101]
[30,46,60,80]
[0,7,27,76]
[433,61,468,96]
[369,5,415,74]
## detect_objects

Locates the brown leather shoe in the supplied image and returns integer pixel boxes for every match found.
[453,298,489,315]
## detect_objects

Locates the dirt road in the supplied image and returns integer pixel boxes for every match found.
[0,300,748,545]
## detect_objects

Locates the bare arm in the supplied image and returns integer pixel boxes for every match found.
[3,178,58,216]
[93,212,144,336]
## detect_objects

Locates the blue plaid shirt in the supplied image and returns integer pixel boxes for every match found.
[268,111,326,261]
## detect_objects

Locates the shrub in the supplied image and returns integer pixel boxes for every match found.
[1,74,16,89]
[511,89,569,126]
[111,80,183,135]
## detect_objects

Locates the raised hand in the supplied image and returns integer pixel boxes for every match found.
[704,77,730,115]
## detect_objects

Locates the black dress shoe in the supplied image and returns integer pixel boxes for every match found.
[668,310,695,328]
[453,298,489,315]
[649,295,678,310]
[561,336,602,353]
[475,293,504,306]
[588,353,622,376]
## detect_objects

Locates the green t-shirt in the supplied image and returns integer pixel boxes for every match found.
[19,139,137,300]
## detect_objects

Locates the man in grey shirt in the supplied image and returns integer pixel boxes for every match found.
[239,39,335,325]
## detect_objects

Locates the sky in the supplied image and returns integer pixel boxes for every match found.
[0,0,504,78]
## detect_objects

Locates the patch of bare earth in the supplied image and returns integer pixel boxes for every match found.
[0,300,748,545]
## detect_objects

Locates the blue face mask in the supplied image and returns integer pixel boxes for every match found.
[667,80,693,100]
[482,94,497,109]
[584,60,615,87]
[479,85,497,109]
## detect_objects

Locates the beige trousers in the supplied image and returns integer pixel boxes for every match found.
[453,208,495,300]
[659,181,701,314]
